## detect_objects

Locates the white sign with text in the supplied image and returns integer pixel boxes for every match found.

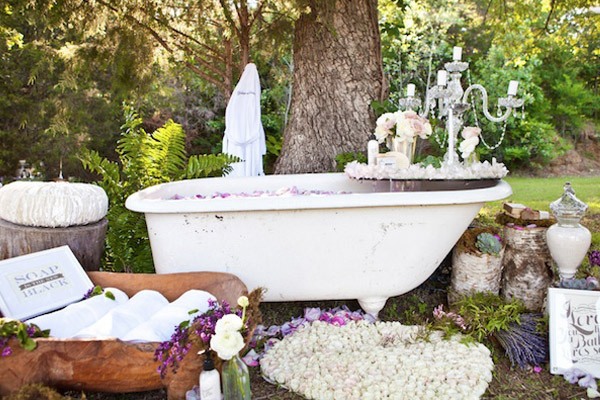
[549,287,600,377]
[0,246,93,320]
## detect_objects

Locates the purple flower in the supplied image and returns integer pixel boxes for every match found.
[304,307,321,322]
[266,325,280,336]
[1,346,12,357]
[533,365,542,374]
[280,322,294,336]
[590,250,600,267]
[580,374,598,390]
[330,315,346,326]
[242,349,260,367]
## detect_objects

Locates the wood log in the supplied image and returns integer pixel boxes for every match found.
[449,247,505,305]
[0,218,107,271]
[0,271,248,399]
[503,202,526,218]
[501,226,554,311]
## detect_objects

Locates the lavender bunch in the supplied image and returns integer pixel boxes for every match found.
[154,298,240,378]
[590,250,600,267]
[493,313,547,369]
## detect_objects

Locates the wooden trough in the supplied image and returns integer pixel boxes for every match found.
[0,271,248,399]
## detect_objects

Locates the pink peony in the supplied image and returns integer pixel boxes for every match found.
[461,126,481,140]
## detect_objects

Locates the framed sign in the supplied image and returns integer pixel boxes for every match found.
[0,246,94,320]
[549,287,600,377]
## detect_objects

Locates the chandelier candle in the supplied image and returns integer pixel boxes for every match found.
[437,70,447,86]
[507,80,519,96]
[453,46,462,61]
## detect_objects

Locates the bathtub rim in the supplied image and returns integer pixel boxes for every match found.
[125,173,512,213]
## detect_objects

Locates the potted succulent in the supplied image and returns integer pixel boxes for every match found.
[449,227,505,305]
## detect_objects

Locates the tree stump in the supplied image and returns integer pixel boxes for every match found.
[0,218,107,271]
[501,226,554,311]
[449,248,505,304]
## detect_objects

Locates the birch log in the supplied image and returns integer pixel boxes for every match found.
[501,226,554,311]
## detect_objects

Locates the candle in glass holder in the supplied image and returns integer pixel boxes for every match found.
[507,80,519,96]
[406,84,416,97]
[453,46,462,61]
[437,70,447,86]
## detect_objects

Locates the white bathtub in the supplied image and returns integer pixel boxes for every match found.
[126,173,511,316]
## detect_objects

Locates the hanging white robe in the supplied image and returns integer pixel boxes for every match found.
[222,63,267,177]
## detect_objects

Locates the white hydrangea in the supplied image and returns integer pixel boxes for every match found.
[261,321,494,400]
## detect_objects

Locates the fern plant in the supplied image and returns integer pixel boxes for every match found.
[80,105,239,273]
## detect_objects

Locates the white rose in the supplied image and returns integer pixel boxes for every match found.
[237,296,249,308]
[210,330,245,360]
[376,112,397,130]
[459,136,480,159]
[374,125,391,143]
[214,313,243,334]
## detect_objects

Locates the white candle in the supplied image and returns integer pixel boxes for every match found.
[407,84,416,97]
[507,80,519,96]
[437,70,447,86]
[453,46,462,61]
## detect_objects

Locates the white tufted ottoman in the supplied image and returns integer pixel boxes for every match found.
[0,181,109,270]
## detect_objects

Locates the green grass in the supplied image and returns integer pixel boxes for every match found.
[484,176,600,215]
[479,176,600,250]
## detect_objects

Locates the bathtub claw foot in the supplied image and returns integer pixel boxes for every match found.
[358,297,388,319]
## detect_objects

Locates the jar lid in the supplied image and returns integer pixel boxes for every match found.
[549,182,588,221]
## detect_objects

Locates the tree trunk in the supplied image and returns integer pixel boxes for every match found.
[0,218,107,271]
[275,0,385,173]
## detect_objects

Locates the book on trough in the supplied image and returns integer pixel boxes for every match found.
[0,245,94,320]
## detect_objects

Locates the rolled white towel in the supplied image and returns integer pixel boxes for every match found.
[122,290,216,343]
[170,289,217,312]
[122,307,191,342]
[26,288,128,338]
[73,290,168,339]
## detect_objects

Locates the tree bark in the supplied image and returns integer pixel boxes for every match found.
[275,0,385,173]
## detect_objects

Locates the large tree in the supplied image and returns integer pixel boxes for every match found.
[275,0,385,173]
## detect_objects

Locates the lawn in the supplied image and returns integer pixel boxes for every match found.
[488,176,600,214]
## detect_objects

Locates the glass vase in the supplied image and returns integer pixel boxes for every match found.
[221,354,251,400]
[386,136,415,166]
[547,183,592,280]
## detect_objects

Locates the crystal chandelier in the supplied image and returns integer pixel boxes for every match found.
[398,46,525,165]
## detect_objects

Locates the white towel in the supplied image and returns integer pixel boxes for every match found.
[73,290,168,339]
[122,290,216,342]
[26,288,128,338]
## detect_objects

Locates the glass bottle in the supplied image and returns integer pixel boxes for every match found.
[221,353,251,400]
[546,182,592,280]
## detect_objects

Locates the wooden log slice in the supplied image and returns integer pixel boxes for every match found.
[0,271,248,400]
[0,218,107,271]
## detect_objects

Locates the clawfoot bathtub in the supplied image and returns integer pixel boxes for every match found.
[126,173,511,316]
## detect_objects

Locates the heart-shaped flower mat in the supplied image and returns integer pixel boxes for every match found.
[261,320,493,399]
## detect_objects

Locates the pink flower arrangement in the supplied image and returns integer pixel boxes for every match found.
[374,110,432,144]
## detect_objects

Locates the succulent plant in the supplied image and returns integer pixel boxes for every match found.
[557,278,599,291]
[475,232,502,255]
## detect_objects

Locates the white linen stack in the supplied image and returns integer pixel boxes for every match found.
[73,290,168,340]
[26,288,128,338]
[25,289,217,343]
[122,289,216,342]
